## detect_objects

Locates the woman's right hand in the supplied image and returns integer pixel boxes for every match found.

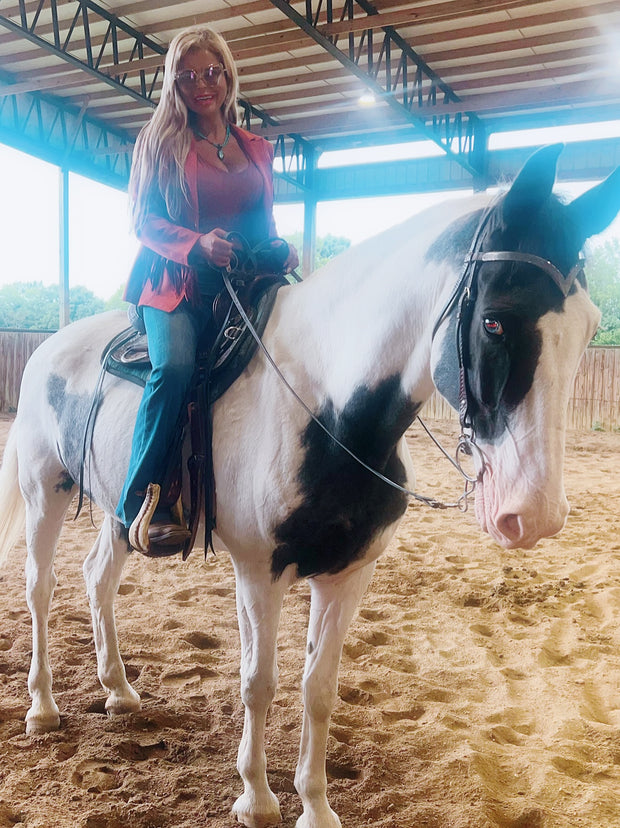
[197,228,235,269]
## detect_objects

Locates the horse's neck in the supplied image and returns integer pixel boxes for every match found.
[277,199,476,410]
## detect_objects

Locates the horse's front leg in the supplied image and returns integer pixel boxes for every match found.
[83,516,140,715]
[295,561,376,828]
[231,560,289,828]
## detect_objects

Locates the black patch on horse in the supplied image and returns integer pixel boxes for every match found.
[431,196,582,443]
[425,209,484,268]
[54,471,75,493]
[271,375,420,579]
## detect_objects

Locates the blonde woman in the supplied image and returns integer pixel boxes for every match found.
[116,25,298,552]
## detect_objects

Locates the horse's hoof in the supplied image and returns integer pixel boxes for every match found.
[295,807,342,828]
[232,791,281,827]
[25,709,61,735]
[105,689,141,716]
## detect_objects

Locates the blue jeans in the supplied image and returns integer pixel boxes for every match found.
[116,302,211,527]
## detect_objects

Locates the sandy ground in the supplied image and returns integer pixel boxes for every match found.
[0,414,619,828]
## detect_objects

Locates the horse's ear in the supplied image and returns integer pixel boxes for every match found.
[566,166,620,244]
[502,143,564,221]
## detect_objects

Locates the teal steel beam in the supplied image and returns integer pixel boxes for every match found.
[268,0,485,178]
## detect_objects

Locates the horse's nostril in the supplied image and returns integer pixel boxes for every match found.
[498,513,522,541]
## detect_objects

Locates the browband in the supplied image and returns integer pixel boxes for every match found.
[468,251,585,298]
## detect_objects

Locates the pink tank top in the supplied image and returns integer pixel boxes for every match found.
[196,155,265,246]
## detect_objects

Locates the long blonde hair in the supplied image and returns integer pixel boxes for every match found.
[129,25,239,231]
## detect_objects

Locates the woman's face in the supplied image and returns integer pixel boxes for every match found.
[176,47,227,121]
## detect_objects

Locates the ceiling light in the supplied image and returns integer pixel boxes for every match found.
[358,92,375,107]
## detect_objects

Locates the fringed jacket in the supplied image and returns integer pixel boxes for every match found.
[124,124,277,312]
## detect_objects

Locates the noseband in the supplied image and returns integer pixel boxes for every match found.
[433,200,586,479]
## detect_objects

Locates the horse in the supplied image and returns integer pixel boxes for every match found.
[0,143,618,828]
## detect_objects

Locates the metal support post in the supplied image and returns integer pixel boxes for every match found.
[59,167,70,328]
[302,147,317,276]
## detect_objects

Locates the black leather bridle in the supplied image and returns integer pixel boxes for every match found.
[432,200,586,480]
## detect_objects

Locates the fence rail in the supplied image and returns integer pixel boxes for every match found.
[1,330,619,430]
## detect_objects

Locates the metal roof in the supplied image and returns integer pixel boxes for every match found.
[1,0,620,192]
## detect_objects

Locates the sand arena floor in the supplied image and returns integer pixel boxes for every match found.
[0,415,619,828]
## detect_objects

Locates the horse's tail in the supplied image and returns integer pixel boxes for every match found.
[0,425,25,568]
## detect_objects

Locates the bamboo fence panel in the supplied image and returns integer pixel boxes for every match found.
[1,331,619,430]
[419,346,620,431]
[569,346,620,431]
[0,330,53,414]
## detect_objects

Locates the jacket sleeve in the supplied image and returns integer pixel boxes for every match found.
[136,187,202,266]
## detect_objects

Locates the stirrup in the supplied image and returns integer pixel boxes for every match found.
[129,484,190,557]
[129,482,161,554]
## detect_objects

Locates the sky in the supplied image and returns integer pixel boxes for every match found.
[1,121,620,301]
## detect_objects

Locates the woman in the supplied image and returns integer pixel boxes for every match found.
[116,25,298,554]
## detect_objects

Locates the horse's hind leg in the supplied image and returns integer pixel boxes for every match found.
[295,561,376,828]
[83,515,140,715]
[231,561,289,828]
[22,476,74,735]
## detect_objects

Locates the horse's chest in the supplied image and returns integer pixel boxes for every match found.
[270,376,420,579]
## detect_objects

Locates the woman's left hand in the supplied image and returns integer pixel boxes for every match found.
[284,244,299,274]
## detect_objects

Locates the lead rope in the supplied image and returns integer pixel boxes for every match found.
[221,270,478,512]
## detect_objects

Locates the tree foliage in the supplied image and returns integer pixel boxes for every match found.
[0,282,104,330]
[104,285,127,311]
[284,232,351,275]
[585,239,620,345]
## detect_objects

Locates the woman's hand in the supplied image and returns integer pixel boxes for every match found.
[197,228,235,268]
[284,244,299,274]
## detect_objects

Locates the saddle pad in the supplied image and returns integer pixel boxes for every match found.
[104,282,283,405]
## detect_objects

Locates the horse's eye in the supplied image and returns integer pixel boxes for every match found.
[483,318,504,336]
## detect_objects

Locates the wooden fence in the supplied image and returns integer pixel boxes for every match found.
[1,329,619,430]
[0,329,54,414]
[422,345,620,431]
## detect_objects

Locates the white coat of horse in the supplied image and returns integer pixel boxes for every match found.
[0,145,618,828]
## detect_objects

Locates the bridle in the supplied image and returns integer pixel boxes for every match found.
[432,199,586,485]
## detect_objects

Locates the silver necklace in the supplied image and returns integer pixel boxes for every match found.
[194,123,231,160]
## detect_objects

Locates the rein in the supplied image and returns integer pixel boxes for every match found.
[221,268,476,511]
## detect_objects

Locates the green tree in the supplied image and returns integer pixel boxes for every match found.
[105,285,128,311]
[69,285,105,321]
[283,232,351,276]
[585,239,620,345]
[0,282,104,330]
[316,234,351,270]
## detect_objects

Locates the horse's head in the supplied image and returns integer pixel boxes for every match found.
[431,144,620,549]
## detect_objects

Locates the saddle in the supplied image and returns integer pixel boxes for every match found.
[91,237,298,560]
[105,273,285,400]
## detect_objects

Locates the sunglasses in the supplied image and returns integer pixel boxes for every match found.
[175,65,226,87]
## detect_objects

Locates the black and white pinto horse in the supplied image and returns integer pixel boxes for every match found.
[0,145,618,828]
